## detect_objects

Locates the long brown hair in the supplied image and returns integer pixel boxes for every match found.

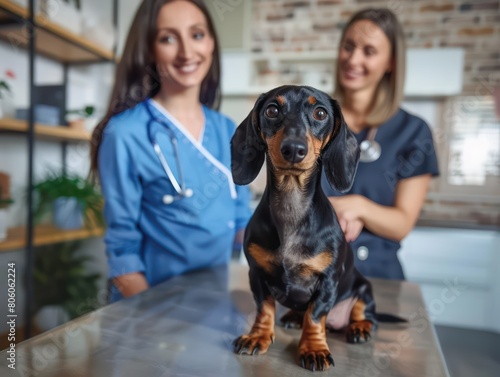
[334,8,406,126]
[90,0,221,177]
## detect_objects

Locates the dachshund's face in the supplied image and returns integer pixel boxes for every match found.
[255,86,337,175]
[231,85,359,192]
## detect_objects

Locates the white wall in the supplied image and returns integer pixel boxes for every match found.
[116,0,142,57]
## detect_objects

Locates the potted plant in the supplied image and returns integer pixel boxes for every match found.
[0,69,15,119]
[66,105,95,131]
[33,241,101,330]
[0,187,14,242]
[33,172,104,230]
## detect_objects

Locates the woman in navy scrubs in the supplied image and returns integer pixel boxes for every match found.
[323,8,439,280]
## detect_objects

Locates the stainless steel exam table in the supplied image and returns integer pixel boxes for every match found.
[1,262,449,376]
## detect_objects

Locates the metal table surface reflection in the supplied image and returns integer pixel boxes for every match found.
[1,263,449,377]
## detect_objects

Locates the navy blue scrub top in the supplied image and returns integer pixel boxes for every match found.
[322,108,439,280]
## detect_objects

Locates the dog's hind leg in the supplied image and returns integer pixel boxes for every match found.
[346,282,377,344]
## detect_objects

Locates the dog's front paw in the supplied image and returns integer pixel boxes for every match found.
[298,343,335,372]
[346,320,373,343]
[233,332,275,355]
[280,309,304,329]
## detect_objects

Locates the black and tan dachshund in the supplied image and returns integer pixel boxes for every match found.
[230,85,380,372]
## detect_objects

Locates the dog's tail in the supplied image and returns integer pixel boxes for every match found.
[375,313,408,323]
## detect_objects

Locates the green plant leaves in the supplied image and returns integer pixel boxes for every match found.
[33,172,104,227]
[33,241,102,320]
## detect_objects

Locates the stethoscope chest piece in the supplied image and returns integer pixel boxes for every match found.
[359,128,381,163]
[162,188,193,205]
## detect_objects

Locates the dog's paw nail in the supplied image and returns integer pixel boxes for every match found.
[327,354,335,366]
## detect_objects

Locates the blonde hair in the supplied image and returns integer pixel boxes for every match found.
[334,8,406,126]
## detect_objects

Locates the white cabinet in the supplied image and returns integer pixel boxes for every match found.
[399,227,500,332]
[405,48,464,97]
[221,51,336,97]
[221,48,464,98]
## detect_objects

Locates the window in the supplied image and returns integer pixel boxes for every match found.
[433,95,500,198]
[447,96,500,187]
[419,95,500,227]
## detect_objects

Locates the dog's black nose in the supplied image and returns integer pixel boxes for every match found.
[280,140,308,163]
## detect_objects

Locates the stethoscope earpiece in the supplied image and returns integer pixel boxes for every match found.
[359,128,381,163]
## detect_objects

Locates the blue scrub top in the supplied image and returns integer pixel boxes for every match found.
[322,108,439,280]
[99,99,252,301]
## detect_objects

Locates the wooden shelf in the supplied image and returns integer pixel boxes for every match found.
[0,0,114,63]
[0,118,91,142]
[0,224,104,252]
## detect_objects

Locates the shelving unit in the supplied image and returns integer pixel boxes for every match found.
[0,118,91,141]
[0,225,104,252]
[0,0,117,339]
[0,0,114,62]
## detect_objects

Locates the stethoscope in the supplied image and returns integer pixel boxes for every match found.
[145,102,194,204]
[359,128,381,163]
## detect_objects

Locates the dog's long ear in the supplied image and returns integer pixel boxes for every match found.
[322,99,360,193]
[231,95,267,185]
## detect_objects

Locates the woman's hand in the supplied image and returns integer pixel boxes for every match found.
[329,174,432,242]
[329,195,367,242]
[113,272,149,298]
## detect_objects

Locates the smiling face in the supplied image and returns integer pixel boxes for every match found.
[154,1,215,93]
[338,20,393,95]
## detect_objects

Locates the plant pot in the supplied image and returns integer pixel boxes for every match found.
[0,91,15,119]
[0,208,7,241]
[34,305,70,332]
[53,197,83,230]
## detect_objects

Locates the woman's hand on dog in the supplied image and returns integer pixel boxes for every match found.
[329,195,367,242]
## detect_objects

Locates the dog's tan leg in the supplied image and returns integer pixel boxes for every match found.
[298,304,334,371]
[233,296,275,355]
[346,299,373,343]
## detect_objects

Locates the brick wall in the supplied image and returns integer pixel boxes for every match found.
[250,0,500,227]
[251,0,500,96]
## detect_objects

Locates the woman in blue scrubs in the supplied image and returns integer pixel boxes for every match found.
[90,0,252,301]
[323,8,439,280]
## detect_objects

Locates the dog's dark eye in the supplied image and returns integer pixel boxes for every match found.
[313,107,327,120]
[265,105,279,119]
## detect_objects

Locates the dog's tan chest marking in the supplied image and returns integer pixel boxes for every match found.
[248,243,276,274]
[249,243,333,278]
[298,250,333,277]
